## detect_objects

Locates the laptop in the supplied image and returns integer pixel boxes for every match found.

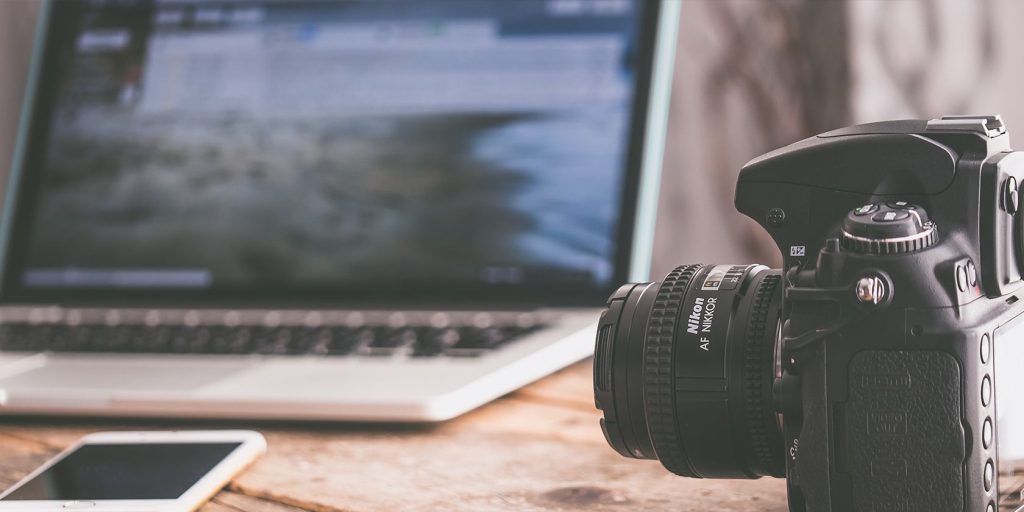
[0,0,679,421]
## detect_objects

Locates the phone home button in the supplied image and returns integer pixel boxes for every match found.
[62,501,96,509]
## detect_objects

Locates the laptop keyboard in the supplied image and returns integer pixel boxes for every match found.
[0,323,546,358]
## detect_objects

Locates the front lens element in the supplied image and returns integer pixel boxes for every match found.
[594,264,786,479]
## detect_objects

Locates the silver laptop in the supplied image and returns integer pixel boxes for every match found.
[0,0,679,421]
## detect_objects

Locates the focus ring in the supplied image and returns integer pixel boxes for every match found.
[743,273,786,477]
[644,264,704,478]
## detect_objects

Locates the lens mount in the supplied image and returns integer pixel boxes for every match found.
[595,264,786,479]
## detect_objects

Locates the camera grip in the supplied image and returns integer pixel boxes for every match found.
[843,351,967,512]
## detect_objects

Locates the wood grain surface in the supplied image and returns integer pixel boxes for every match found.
[0,360,1020,511]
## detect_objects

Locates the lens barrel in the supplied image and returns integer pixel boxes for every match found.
[594,264,786,479]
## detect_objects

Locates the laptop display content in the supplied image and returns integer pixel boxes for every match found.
[4,0,651,306]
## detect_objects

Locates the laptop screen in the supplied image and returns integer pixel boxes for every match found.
[4,0,661,306]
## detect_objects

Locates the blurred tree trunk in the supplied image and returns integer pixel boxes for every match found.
[652,0,851,275]
[847,0,1024,127]
[653,0,1024,277]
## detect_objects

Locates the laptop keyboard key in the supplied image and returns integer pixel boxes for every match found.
[452,327,503,350]
[48,326,71,351]
[147,326,175,353]
[285,328,319,355]
[205,327,233,354]
[66,326,93,351]
[0,325,31,351]
[226,327,254,354]
[256,328,291,355]
[91,326,132,352]
[413,328,460,357]
[371,328,414,348]
[325,327,361,355]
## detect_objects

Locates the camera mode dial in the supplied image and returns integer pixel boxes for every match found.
[841,202,937,255]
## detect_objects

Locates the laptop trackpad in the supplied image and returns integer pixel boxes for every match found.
[0,358,251,392]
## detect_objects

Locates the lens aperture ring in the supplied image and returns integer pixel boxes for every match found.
[743,272,786,477]
[643,264,704,478]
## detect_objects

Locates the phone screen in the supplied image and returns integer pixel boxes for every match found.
[1,442,241,500]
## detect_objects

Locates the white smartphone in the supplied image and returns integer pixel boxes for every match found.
[0,430,266,511]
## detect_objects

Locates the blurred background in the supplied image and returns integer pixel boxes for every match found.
[3,0,1024,280]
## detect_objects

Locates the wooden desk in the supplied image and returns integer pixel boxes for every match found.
[1,360,1021,511]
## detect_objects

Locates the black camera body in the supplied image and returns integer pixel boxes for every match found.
[594,116,1024,512]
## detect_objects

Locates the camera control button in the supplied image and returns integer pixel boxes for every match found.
[855,276,888,305]
[871,210,911,223]
[983,417,993,449]
[853,204,878,216]
[984,459,995,492]
[982,376,992,407]
[957,266,970,292]
[981,333,991,364]
[1006,176,1020,214]
[885,201,917,210]
[967,260,978,287]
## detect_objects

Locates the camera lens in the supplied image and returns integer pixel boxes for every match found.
[594,264,786,479]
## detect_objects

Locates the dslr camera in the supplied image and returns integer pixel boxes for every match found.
[594,116,1022,512]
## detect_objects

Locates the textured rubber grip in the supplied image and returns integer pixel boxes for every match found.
[845,351,965,512]
[644,264,703,477]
